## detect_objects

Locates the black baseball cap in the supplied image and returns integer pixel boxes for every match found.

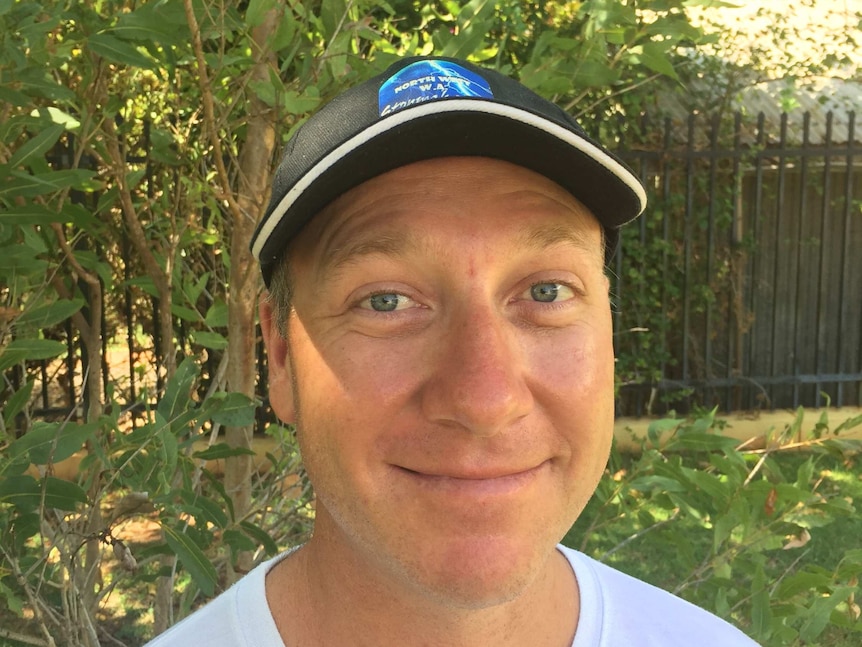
[251,56,647,286]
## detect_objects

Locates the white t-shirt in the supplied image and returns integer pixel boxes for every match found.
[145,545,760,646]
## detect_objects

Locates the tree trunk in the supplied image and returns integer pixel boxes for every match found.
[79,279,104,647]
[50,225,105,647]
[224,8,279,578]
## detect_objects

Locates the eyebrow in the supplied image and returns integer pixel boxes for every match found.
[314,191,602,279]
[317,228,423,277]
[517,223,599,256]
[317,221,600,280]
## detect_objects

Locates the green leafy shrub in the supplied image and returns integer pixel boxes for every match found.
[0,358,313,646]
[566,408,862,646]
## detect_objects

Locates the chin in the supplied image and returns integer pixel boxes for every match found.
[401,532,556,610]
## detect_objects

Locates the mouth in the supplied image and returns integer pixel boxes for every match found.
[392,461,549,497]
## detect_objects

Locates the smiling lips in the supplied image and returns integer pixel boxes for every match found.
[394,461,549,497]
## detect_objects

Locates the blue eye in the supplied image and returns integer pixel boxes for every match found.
[361,293,416,312]
[369,293,400,311]
[526,282,575,303]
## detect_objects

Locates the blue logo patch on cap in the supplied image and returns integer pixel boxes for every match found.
[378,60,493,117]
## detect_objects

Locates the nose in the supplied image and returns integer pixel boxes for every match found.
[420,303,533,436]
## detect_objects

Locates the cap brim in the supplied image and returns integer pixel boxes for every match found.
[254,99,646,283]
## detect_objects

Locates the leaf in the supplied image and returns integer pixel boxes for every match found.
[795,458,815,488]
[179,489,229,528]
[156,424,178,478]
[88,32,157,70]
[240,520,279,556]
[1,168,98,198]
[571,60,620,89]
[62,202,98,227]
[3,380,34,424]
[270,10,298,51]
[683,0,741,7]
[8,421,95,465]
[194,496,229,529]
[281,88,321,115]
[16,298,84,329]
[712,497,749,550]
[206,392,258,427]
[157,357,199,423]
[646,417,680,445]
[799,586,856,642]
[685,468,730,508]
[750,565,772,639]
[223,528,256,553]
[686,407,718,435]
[0,580,24,617]
[0,475,38,509]
[8,124,65,169]
[10,513,41,550]
[192,443,257,461]
[628,475,687,493]
[834,413,862,435]
[250,76,280,109]
[42,477,88,511]
[0,86,30,106]
[246,0,276,27]
[633,42,680,80]
[124,275,159,299]
[41,107,81,130]
[204,300,228,328]
[0,204,70,225]
[837,549,862,569]
[776,571,832,599]
[438,0,495,59]
[163,525,218,597]
[190,330,227,350]
[14,70,77,102]
[0,244,48,277]
[0,475,87,511]
[670,433,738,452]
[0,339,66,373]
[319,0,347,41]
[112,3,188,45]
[170,304,201,322]
[201,471,235,521]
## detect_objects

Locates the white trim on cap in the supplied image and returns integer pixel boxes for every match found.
[252,100,647,262]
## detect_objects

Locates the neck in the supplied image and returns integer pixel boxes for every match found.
[266,516,579,647]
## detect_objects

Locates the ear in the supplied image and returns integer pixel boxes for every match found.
[259,295,296,424]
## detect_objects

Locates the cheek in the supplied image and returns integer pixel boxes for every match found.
[529,322,615,478]
[290,332,424,466]
[321,336,428,409]
[529,321,615,397]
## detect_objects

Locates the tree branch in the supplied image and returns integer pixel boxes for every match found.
[101,115,176,378]
[565,72,663,117]
[182,0,244,223]
[49,274,91,344]
[101,118,170,304]
[0,628,51,647]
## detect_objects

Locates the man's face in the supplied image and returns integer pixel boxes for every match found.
[262,157,615,608]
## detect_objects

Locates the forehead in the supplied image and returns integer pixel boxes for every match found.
[291,157,603,268]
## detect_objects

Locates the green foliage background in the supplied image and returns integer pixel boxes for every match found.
[1,0,860,645]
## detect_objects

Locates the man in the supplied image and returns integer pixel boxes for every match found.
[148,56,759,646]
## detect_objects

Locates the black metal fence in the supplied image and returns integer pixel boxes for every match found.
[8,110,862,423]
[614,111,861,415]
